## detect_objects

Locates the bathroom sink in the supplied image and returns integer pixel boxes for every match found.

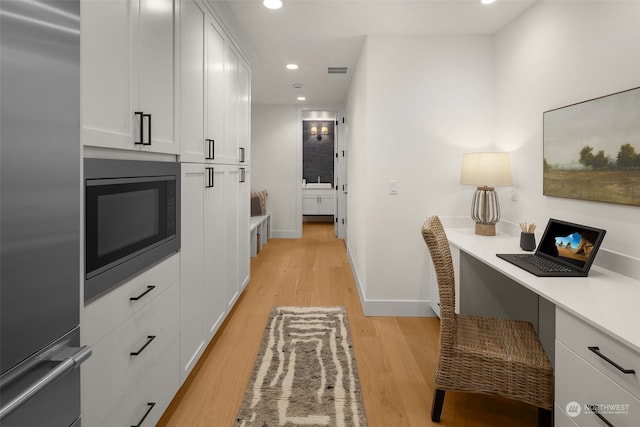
[304,183,333,189]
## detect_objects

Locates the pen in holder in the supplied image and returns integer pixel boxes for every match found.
[520,232,536,251]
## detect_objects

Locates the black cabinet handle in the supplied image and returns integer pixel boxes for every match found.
[206,139,215,160]
[239,168,245,183]
[588,346,636,374]
[130,336,156,356]
[135,111,144,145]
[131,402,156,427]
[130,285,156,301]
[134,112,152,145]
[144,113,151,145]
[205,167,214,188]
[239,147,245,163]
[587,404,614,427]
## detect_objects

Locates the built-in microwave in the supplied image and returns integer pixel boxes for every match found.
[84,158,180,303]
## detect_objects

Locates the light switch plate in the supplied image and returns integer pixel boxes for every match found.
[388,180,399,195]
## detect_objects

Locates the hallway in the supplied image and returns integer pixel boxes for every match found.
[159,222,538,426]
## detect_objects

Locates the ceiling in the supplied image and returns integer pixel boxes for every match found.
[219,0,537,106]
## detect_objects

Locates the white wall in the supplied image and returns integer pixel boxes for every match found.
[251,1,640,316]
[251,104,299,237]
[346,35,494,315]
[494,1,640,262]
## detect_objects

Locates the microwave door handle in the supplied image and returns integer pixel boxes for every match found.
[0,346,92,422]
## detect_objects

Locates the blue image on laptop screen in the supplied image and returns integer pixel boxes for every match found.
[537,221,602,269]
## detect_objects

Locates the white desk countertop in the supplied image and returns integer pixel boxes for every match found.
[445,227,640,354]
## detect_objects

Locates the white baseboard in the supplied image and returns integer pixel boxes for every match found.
[346,244,436,317]
[271,229,300,238]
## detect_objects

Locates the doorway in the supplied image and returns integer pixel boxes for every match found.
[297,109,346,239]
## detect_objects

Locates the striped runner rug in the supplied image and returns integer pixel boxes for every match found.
[235,306,368,427]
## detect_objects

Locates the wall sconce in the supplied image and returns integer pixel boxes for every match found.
[310,125,329,140]
[460,152,512,236]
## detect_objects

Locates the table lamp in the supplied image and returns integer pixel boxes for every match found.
[460,152,513,236]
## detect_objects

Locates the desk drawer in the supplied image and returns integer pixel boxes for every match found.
[84,253,180,345]
[554,404,579,427]
[556,341,640,426]
[557,308,640,399]
[82,281,179,427]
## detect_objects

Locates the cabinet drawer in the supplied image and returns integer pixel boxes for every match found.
[557,308,640,399]
[556,341,640,426]
[84,253,179,345]
[554,404,579,427]
[101,337,179,427]
[82,281,180,427]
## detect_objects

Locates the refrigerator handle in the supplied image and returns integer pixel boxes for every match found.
[0,346,92,422]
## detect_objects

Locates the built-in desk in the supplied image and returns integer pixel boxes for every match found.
[444,227,640,426]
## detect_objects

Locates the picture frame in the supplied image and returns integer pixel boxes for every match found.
[543,86,640,206]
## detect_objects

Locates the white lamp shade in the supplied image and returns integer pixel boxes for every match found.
[460,152,513,186]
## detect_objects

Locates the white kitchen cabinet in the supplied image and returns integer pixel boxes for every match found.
[179,0,225,163]
[82,257,180,427]
[180,163,227,382]
[82,0,177,154]
[238,60,251,165]
[238,168,250,290]
[302,188,335,215]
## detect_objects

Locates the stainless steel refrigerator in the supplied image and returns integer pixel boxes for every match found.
[0,1,90,425]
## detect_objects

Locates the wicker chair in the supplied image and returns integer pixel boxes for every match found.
[421,216,554,426]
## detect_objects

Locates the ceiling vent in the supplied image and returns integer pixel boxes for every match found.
[328,66,349,74]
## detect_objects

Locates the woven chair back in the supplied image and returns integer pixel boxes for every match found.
[421,216,456,348]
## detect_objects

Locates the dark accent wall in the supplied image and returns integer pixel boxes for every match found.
[303,120,334,185]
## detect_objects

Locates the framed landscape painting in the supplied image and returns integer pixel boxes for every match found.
[543,87,640,206]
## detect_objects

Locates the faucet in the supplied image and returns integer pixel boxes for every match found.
[317,176,321,183]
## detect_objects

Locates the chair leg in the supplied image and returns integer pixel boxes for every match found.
[538,407,553,427]
[431,389,446,422]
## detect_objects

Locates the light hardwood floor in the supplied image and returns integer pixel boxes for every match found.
[158,222,538,426]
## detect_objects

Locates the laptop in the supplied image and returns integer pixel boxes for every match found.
[497,218,606,277]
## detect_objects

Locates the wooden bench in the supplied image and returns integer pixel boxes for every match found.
[249,212,271,257]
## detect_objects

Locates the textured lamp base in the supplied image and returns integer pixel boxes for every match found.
[475,223,496,236]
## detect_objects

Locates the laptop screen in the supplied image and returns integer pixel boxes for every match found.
[536,219,607,272]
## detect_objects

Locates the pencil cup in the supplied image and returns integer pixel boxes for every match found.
[520,232,536,251]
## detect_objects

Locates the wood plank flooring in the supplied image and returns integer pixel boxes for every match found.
[158,222,539,426]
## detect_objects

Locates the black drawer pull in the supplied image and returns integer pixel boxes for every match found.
[587,404,614,427]
[239,147,245,163]
[130,285,156,301]
[588,346,636,374]
[130,336,156,356]
[131,402,155,427]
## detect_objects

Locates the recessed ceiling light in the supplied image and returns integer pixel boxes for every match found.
[263,0,283,10]
[286,64,299,70]
[297,96,306,101]
[481,0,496,4]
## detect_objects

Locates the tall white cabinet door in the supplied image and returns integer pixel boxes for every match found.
[179,0,206,162]
[238,168,250,290]
[238,61,251,165]
[206,19,225,162]
[138,0,177,154]
[223,45,239,164]
[204,168,225,340]
[179,164,206,383]
[223,167,240,310]
[82,0,136,150]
